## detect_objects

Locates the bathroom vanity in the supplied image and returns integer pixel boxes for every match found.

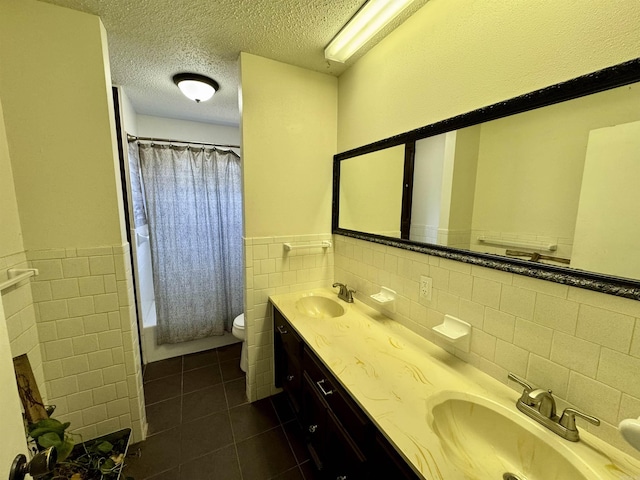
[270,288,640,480]
[274,304,418,479]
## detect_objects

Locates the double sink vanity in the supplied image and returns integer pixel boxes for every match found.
[270,288,640,480]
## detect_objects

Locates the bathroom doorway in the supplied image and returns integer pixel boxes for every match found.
[113,87,243,364]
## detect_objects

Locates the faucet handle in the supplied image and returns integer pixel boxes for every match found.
[508,373,537,406]
[508,372,533,393]
[559,408,601,431]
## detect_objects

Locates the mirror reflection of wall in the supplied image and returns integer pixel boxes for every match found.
[338,144,404,237]
[411,128,480,248]
[469,83,640,266]
[571,119,640,278]
[339,80,640,281]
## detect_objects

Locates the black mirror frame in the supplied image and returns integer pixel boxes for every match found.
[332,57,640,301]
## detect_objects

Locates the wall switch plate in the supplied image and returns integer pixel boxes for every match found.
[420,275,432,301]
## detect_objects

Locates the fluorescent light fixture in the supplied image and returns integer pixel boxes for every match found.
[324,0,415,63]
[173,73,219,103]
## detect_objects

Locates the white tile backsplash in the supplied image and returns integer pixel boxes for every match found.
[576,304,635,353]
[533,293,579,333]
[513,317,553,357]
[334,234,640,458]
[550,331,600,378]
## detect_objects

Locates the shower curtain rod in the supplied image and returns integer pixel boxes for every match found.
[127,134,240,149]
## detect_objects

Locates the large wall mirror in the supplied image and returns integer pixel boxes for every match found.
[333,58,640,300]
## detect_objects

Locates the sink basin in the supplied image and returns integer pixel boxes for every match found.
[427,392,598,480]
[295,296,344,319]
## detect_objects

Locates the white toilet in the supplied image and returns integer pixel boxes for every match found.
[232,313,247,372]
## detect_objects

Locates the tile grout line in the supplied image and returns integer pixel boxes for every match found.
[267,396,305,477]
[271,396,309,477]
[133,347,248,479]
[219,348,245,480]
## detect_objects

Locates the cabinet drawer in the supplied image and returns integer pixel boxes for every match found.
[303,348,370,450]
[274,308,302,359]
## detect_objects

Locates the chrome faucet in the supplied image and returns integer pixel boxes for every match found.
[332,282,355,303]
[508,373,600,442]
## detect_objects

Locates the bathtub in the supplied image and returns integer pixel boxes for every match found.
[139,299,239,364]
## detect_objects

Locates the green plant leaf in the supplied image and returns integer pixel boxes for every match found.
[28,419,70,438]
[99,458,116,474]
[56,439,74,461]
[95,440,113,454]
[29,427,54,438]
[37,431,63,448]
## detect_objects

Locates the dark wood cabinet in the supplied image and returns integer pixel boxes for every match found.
[273,305,422,480]
[370,432,421,479]
[274,308,303,414]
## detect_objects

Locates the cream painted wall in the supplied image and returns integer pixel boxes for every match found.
[0,0,126,249]
[339,145,404,236]
[337,0,640,151]
[119,90,139,137]
[136,115,240,155]
[240,52,337,237]
[448,125,480,233]
[572,121,640,278]
[0,98,23,256]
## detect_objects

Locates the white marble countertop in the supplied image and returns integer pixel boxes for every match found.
[270,288,640,480]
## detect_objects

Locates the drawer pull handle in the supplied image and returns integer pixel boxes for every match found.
[277,325,288,335]
[286,375,294,381]
[308,424,318,433]
[317,379,334,396]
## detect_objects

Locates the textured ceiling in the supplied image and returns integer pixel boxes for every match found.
[38,0,428,126]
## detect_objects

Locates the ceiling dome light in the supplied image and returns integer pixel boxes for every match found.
[172,73,219,103]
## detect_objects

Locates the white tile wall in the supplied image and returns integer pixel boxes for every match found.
[244,234,334,402]
[27,244,146,443]
[334,234,640,458]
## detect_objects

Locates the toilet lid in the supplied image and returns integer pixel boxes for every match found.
[233,313,245,329]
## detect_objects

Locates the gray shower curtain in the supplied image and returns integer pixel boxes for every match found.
[137,143,243,344]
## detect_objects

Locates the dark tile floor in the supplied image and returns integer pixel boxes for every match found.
[123,344,320,480]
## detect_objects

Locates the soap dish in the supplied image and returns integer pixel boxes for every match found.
[432,315,471,352]
[619,417,640,451]
[370,287,396,310]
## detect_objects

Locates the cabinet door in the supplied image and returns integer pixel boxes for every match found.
[274,308,303,358]
[325,409,368,480]
[274,307,303,413]
[303,348,371,450]
[282,355,302,414]
[301,371,328,471]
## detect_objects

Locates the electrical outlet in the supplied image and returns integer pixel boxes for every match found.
[420,275,432,301]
